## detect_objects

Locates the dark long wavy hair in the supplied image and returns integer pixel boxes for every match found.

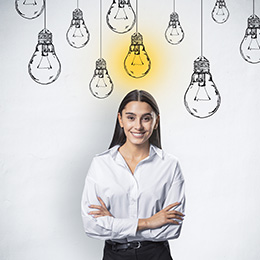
[109,90,161,149]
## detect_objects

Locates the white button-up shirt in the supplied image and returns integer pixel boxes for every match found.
[81,144,185,243]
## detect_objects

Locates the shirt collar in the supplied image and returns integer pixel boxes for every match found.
[109,143,164,161]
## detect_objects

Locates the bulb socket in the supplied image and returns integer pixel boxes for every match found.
[247,14,260,29]
[118,0,126,8]
[216,0,226,8]
[194,56,210,73]
[131,32,143,45]
[38,29,53,44]
[96,58,107,70]
[170,12,179,22]
[73,8,83,20]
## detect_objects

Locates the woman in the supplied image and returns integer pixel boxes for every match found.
[81,90,185,260]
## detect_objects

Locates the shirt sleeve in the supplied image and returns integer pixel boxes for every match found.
[81,159,138,240]
[138,161,186,241]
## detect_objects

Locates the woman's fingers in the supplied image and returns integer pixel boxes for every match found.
[167,210,185,217]
[97,197,107,208]
[164,202,180,211]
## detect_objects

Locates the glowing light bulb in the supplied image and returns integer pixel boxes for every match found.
[184,56,221,119]
[15,0,44,19]
[211,0,229,24]
[240,14,260,64]
[124,32,151,78]
[89,58,113,99]
[66,8,90,49]
[106,0,136,34]
[165,12,184,45]
[28,29,61,85]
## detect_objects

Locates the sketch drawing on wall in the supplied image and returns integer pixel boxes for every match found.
[165,0,185,45]
[124,0,151,78]
[211,0,230,24]
[89,0,114,99]
[240,0,260,64]
[28,0,61,85]
[106,0,136,34]
[15,0,45,19]
[184,0,221,119]
[66,0,90,49]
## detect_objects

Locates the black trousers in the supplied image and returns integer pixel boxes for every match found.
[102,241,173,260]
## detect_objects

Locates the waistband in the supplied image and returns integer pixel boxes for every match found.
[105,240,167,251]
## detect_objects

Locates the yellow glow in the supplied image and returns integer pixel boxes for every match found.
[105,33,175,92]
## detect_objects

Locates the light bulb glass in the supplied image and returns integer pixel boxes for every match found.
[15,0,44,19]
[66,8,90,49]
[89,58,113,99]
[212,0,229,24]
[124,32,151,78]
[107,0,136,34]
[240,14,260,64]
[184,56,221,119]
[28,29,61,85]
[165,12,184,45]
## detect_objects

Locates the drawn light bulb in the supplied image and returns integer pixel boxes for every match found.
[15,0,45,19]
[28,29,61,85]
[184,56,221,119]
[66,8,90,48]
[124,32,151,78]
[107,0,136,34]
[89,58,113,99]
[211,0,229,24]
[240,14,260,64]
[165,12,184,45]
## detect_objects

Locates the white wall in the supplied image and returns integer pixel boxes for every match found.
[1,0,260,259]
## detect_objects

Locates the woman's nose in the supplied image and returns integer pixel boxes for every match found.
[134,119,143,130]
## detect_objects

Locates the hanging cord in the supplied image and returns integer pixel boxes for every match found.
[44,0,47,29]
[100,0,102,58]
[173,0,175,12]
[77,0,79,9]
[200,0,203,57]
[253,0,255,16]
[136,0,138,33]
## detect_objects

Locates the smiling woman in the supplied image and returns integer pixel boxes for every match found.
[81,90,185,260]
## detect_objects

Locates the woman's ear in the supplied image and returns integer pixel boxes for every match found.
[118,113,123,128]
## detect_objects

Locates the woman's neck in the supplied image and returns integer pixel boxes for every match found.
[119,141,150,161]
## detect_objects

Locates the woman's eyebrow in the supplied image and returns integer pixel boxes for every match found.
[125,112,152,116]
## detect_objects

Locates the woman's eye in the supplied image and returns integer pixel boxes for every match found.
[127,116,135,121]
[143,116,152,122]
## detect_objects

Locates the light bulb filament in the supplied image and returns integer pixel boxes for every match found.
[115,7,128,20]
[248,37,260,50]
[73,27,84,37]
[131,54,144,66]
[37,55,52,70]
[216,7,225,16]
[96,76,108,88]
[23,0,37,5]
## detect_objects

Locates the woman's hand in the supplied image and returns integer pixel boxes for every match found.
[88,197,114,218]
[137,202,184,231]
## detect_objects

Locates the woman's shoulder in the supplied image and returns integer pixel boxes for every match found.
[152,144,179,163]
[92,145,120,161]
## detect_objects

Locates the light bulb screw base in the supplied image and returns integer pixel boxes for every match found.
[247,14,260,29]
[38,29,53,44]
[170,12,179,22]
[194,56,210,73]
[216,0,226,8]
[73,8,83,20]
[118,0,126,8]
[131,32,143,45]
[95,58,107,77]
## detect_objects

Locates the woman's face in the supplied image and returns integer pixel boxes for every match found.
[118,101,159,146]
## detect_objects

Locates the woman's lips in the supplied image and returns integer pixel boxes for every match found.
[131,132,145,138]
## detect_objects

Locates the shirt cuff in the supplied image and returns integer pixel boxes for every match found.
[112,218,138,239]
